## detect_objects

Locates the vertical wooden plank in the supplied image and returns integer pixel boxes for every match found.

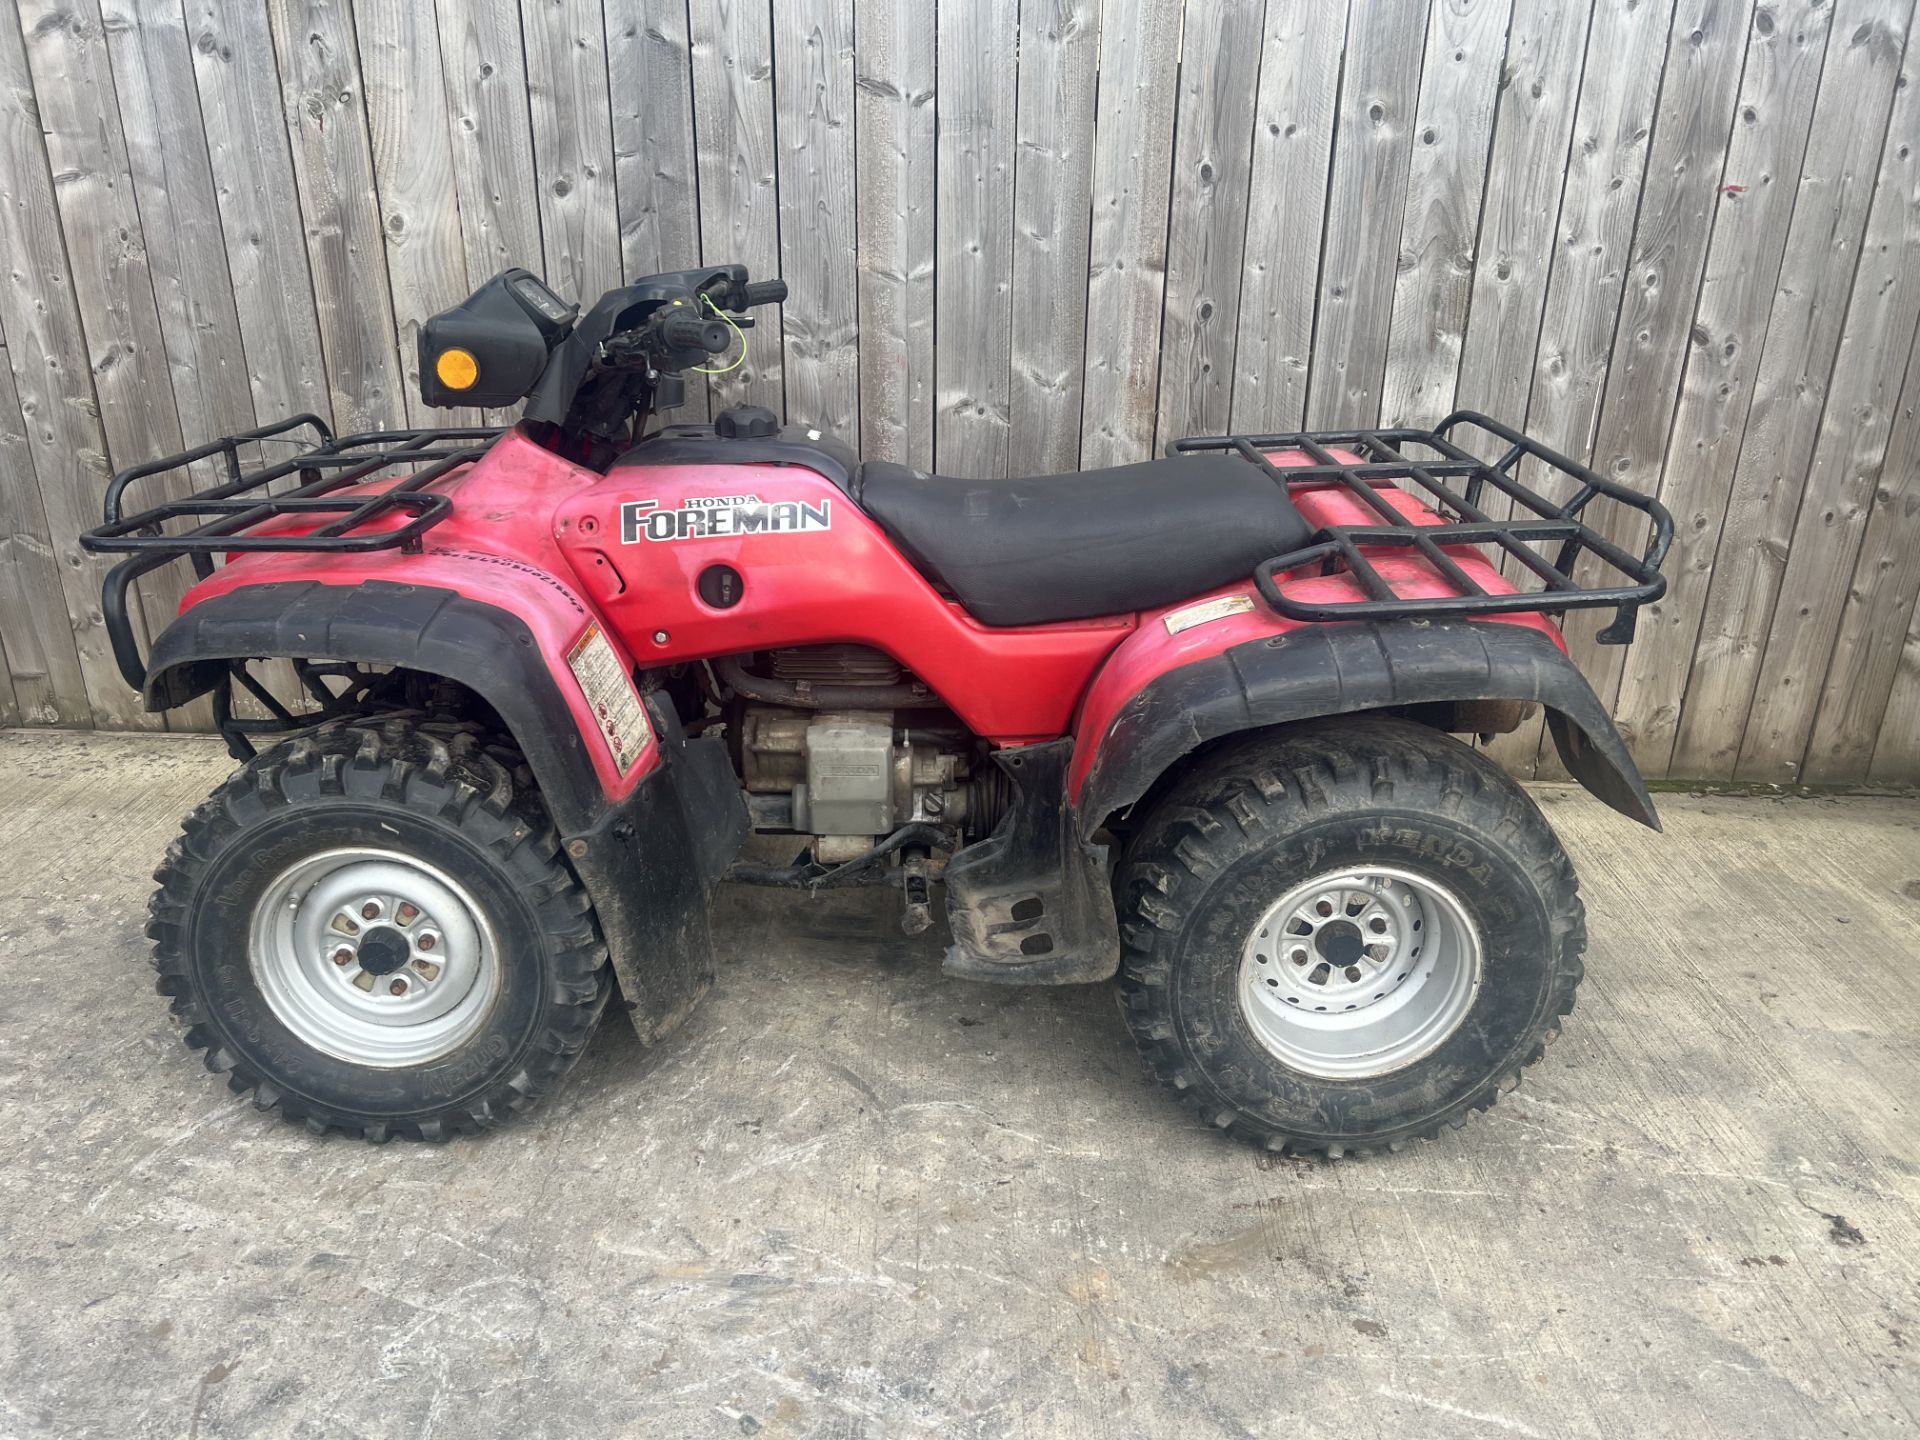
[359,0,480,428]
[1153,0,1268,449]
[0,340,88,725]
[1450,0,1591,428]
[1671,0,1913,778]
[22,0,183,473]
[0,637,18,726]
[1801,311,1920,780]
[1482,0,1672,779]
[0,347,50,726]
[1229,0,1347,432]
[609,1,702,279]
[522,0,622,307]
[853,0,935,467]
[435,0,545,283]
[1304,0,1429,428]
[1520,0,1673,473]
[774,0,858,438]
[18,0,194,676]
[1611,0,1834,774]
[691,0,783,413]
[0,5,151,727]
[435,0,544,426]
[185,0,347,722]
[186,0,333,425]
[261,0,407,433]
[1079,0,1185,469]
[1736,34,1920,781]
[1378,0,1514,428]
[104,0,293,729]
[1007,0,1098,476]
[1445,0,1585,620]
[1559,0,1757,729]
[935,0,1019,477]
[1866,584,1920,781]
[105,0,259,450]
[607,0,707,421]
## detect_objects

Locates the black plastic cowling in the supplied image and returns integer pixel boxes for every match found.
[418,268,577,408]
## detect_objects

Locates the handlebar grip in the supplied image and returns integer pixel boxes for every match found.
[741,279,788,308]
[657,313,732,353]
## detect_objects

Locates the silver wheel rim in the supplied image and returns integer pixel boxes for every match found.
[1238,865,1483,1080]
[249,847,501,1068]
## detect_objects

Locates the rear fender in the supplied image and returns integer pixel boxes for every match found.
[143,576,748,1042]
[1073,617,1659,834]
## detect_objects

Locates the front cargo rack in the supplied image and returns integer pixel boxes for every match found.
[81,413,504,690]
[1174,410,1673,644]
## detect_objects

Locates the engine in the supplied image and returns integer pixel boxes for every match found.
[723,646,1004,864]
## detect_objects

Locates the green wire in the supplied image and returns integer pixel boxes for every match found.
[691,294,748,375]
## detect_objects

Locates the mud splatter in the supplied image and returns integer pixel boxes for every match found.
[1822,1211,1867,1247]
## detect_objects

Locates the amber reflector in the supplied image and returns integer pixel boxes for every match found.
[435,348,479,390]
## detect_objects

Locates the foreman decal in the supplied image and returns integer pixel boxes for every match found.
[620,494,832,543]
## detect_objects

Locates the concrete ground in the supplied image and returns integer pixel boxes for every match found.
[0,730,1915,1439]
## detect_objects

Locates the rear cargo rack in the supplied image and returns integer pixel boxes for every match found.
[80,414,504,689]
[1173,410,1672,644]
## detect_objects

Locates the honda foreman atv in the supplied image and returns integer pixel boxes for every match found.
[81,264,1671,1154]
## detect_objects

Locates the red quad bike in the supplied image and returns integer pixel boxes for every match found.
[82,265,1671,1153]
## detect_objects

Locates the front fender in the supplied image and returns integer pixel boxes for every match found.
[143,578,748,1043]
[1075,618,1659,834]
[146,577,640,830]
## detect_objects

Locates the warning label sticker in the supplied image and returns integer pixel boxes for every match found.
[566,623,652,774]
[1163,593,1257,636]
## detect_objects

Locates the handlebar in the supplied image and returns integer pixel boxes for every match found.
[595,270,787,375]
[656,312,732,354]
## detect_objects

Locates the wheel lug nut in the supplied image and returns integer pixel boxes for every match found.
[361,901,382,920]
[331,947,354,967]
[418,933,437,952]
[389,978,408,996]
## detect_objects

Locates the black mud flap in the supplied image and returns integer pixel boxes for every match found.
[566,703,749,1042]
[943,740,1121,984]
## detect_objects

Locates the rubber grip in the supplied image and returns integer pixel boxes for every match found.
[659,313,731,353]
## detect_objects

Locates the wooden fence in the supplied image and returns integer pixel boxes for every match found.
[2,0,1918,784]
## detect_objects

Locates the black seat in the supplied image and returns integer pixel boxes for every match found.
[859,454,1314,626]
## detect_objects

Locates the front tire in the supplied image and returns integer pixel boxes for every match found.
[1115,717,1586,1156]
[148,718,610,1141]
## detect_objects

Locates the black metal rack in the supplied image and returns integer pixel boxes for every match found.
[81,414,504,689]
[1173,410,1673,644]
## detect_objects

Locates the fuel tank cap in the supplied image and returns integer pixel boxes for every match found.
[714,405,779,440]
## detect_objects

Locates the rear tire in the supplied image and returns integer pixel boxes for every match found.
[147,718,610,1141]
[1115,717,1585,1157]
